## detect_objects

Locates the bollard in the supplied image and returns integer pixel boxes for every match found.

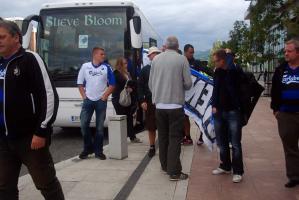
[108,115,128,159]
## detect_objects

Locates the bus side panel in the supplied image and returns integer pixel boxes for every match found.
[54,88,115,128]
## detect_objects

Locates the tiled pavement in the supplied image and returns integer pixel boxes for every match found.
[18,98,299,199]
[19,124,193,200]
[186,97,299,200]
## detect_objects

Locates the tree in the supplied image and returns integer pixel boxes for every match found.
[283,0,299,39]
[208,40,223,68]
[247,0,286,65]
[221,20,252,66]
[211,0,298,71]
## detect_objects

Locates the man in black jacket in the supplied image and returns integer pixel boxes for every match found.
[0,20,64,199]
[182,44,198,145]
[271,38,299,188]
[183,44,214,145]
[211,49,244,183]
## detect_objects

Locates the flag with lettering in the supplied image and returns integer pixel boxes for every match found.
[184,69,215,150]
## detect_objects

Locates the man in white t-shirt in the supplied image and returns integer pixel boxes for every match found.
[77,47,115,160]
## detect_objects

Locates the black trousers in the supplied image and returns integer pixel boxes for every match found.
[156,108,184,175]
[277,112,299,181]
[0,137,64,200]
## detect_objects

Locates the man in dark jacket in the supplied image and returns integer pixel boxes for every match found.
[183,44,214,145]
[138,46,161,157]
[271,38,299,188]
[182,44,199,145]
[0,20,64,199]
[211,49,244,183]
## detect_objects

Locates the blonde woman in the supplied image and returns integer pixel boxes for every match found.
[112,57,141,143]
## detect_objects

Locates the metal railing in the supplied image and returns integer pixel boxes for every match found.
[253,71,274,97]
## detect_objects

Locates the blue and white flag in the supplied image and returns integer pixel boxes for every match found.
[184,69,216,150]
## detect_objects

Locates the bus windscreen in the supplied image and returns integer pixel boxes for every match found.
[39,7,127,86]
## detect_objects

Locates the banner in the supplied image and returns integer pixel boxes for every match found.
[184,69,216,150]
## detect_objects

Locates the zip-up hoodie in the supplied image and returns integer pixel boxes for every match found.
[0,47,58,139]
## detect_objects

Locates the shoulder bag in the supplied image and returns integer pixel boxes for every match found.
[119,80,131,107]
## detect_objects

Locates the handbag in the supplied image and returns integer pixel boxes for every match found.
[119,80,131,107]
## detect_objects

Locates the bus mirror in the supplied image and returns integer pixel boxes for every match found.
[130,16,142,48]
[22,15,41,49]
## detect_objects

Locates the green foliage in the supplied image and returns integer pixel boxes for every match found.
[283,0,299,39]
[221,20,252,66]
[244,0,285,64]
[216,0,298,70]
[208,40,223,68]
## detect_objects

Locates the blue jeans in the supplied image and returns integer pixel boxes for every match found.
[80,98,106,156]
[214,110,244,175]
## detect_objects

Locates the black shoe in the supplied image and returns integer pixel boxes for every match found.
[95,153,106,160]
[148,147,155,158]
[285,180,299,188]
[87,149,94,154]
[169,172,189,181]
[79,151,89,159]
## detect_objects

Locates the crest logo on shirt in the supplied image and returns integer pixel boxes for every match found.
[0,68,6,78]
[14,66,21,76]
[89,70,102,76]
[282,74,299,84]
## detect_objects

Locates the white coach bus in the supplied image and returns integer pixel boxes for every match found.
[5,17,24,28]
[22,1,162,127]
[5,17,36,51]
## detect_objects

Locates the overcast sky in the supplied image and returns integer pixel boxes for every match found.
[1,0,250,51]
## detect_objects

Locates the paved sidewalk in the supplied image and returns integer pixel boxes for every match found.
[18,127,195,200]
[186,97,299,200]
[18,98,299,199]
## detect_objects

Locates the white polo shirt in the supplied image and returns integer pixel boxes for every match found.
[77,62,115,101]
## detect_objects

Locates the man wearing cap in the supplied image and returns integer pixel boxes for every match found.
[138,46,161,157]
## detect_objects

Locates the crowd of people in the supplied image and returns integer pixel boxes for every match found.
[0,18,298,199]
[69,35,299,187]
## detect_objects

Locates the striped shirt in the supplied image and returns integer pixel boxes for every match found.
[280,65,299,112]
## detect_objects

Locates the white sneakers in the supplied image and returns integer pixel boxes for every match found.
[212,168,231,175]
[212,168,243,183]
[232,175,243,183]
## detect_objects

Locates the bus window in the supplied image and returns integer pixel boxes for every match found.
[39,7,127,86]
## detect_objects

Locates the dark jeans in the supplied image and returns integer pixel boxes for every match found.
[80,98,106,156]
[277,112,299,181]
[156,108,184,175]
[112,99,136,140]
[0,137,64,200]
[214,109,244,175]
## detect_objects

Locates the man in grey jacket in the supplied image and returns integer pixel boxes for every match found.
[149,36,192,181]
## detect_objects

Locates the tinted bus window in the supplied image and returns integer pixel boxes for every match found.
[39,7,127,86]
